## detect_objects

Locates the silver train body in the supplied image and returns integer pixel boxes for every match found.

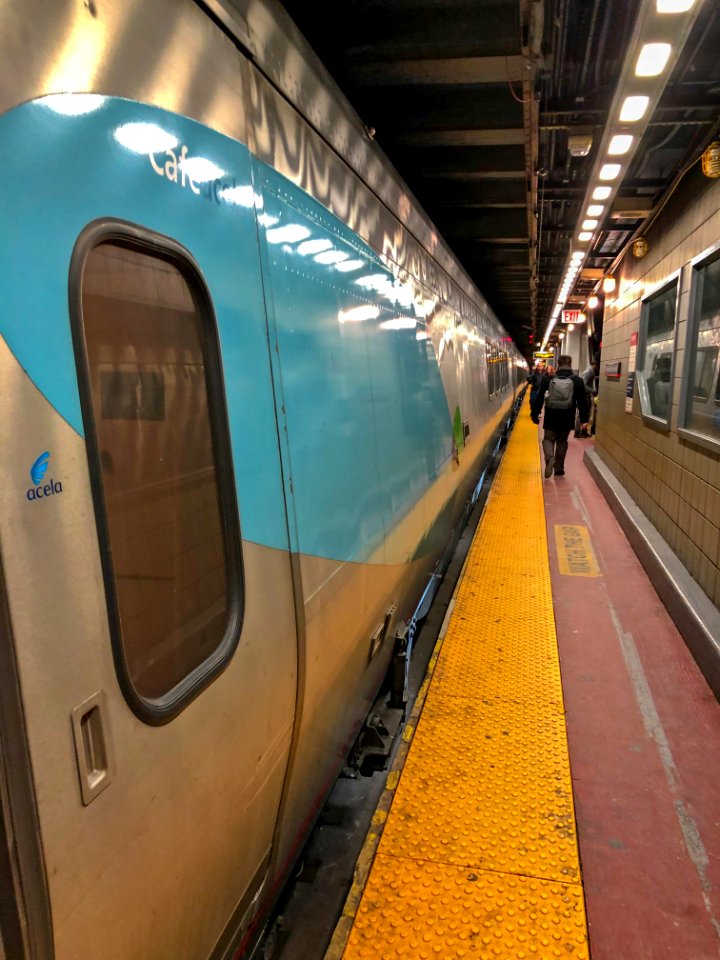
[0,1,526,957]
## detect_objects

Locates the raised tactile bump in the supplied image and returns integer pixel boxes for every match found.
[345,854,588,960]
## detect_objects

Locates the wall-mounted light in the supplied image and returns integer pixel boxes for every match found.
[632,236,649,258]
[587,295,599,309]
[603,275,616,294]
[657,0,696,12]
[701,141,720,179]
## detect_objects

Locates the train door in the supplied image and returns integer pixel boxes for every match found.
[0,97,297,958]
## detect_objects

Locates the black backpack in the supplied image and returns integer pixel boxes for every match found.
[545,376,575,410]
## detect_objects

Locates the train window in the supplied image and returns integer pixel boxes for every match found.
[636,279,678,427]
[73,228,242,723]
[681,248,720,446]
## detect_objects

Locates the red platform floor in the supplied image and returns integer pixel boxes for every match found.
[542,429,720,958]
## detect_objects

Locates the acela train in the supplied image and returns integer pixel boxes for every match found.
[0,1,526,957]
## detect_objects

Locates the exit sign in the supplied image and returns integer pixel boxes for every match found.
[561,309,582,324]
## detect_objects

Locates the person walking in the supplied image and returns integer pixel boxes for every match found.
[531,354,590,478]
[527,362,546,413]
[575,359,599,436]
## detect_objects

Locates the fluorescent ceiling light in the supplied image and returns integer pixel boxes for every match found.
[571,251,585,261]
[619,95,650,122]
[593,186,612,200]
[635,43,672,77]
[582,219,599,230]
[657,0,695,11]
[599,163,622,180]
[587,205,605,217]
[578,231,593,241]
[608,135,634,155]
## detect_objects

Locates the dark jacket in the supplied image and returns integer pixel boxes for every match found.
[531,367,590,431]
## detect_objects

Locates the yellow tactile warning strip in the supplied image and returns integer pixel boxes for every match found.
[325,408,589,960]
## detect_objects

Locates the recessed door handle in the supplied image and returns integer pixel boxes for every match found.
[71,691,115,805]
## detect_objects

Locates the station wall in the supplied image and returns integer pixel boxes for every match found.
[596,168,720,608]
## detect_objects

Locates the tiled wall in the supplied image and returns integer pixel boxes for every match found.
[596,170,720,606]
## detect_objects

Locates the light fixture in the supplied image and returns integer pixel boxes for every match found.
[608,135,634,155]
[571,251,585,262]
[632,236,649,258]
[582,219,599,230]
[657,0,695,11]
[701,142,720,179]
[578,313,587,323]
[619,95,650,122]
[587,295,599,309]
[592,186,612,200]
[578,231,593,241]
[587,205,605,217]
[599,163,622,180]
[567,324,575,332]
[603,276,616,293]
[635,42,672,77]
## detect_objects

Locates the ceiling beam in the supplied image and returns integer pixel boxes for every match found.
[389,128,525,147]
[348,55,525,86]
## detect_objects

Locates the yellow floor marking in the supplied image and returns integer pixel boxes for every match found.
[327,407,589,960]
[555,524,601,577]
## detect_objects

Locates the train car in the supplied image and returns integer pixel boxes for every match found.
[0,1,526,958]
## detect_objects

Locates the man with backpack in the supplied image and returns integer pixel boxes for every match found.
[531,355,590,478]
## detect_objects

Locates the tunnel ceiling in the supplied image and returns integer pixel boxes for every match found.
[277,0,720,355]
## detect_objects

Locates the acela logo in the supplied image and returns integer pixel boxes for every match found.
[27,451,63,502]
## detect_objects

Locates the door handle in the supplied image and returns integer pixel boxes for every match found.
[71,691,115,805]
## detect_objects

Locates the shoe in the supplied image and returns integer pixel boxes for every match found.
[554,469,565,476]
[544,457,555,478]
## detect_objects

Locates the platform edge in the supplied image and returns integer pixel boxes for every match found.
[584,447,720,700]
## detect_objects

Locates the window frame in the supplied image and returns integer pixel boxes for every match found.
[635,270,682,431]
[679,240,720,454]
[69,219,244,725]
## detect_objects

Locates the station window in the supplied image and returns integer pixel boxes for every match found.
[636,278,679,427]
[681,248,720,447]
[73,228,242,722]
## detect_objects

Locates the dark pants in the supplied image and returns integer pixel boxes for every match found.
[543,428,570,471]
